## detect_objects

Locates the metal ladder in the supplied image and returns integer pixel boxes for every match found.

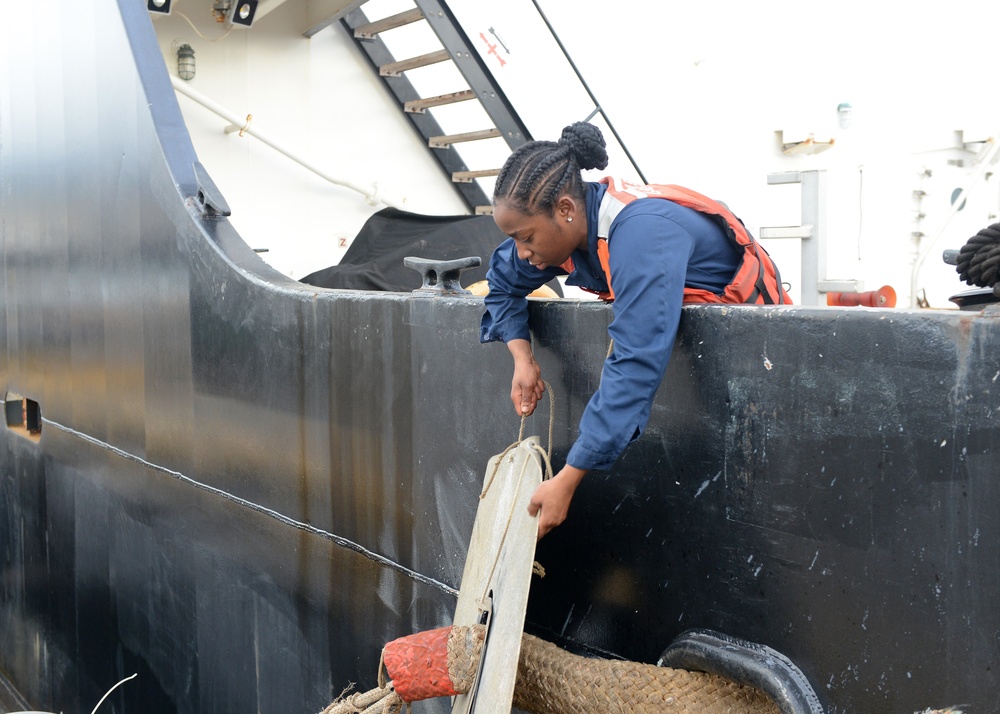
[760,170,863,305]
[342,0,531,214]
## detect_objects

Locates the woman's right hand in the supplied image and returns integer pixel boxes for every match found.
[507,339,544,416]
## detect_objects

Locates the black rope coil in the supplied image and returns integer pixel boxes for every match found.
[956,222,1000,297]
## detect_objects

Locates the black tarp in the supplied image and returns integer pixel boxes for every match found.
[299,207,562,295]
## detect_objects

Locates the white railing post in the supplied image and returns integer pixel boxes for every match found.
[761,170,862,306]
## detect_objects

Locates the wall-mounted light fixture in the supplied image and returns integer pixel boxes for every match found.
[177,44,196,81]
[147,0,172,13]
[227,0,259,28]
[837,103,853,130]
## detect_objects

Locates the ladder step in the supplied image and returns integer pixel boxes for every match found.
[380,49,451,77]
[353,8,424,39]
[405,89,476,114]
[429,128,502,148]
[453,169,500,183]
[759,225,813,240]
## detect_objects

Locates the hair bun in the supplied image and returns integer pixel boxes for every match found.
[558,122,609,172]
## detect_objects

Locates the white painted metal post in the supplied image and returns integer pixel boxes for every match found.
[800,170,823,306]
[762,170,860,306]
[762,171,819,305]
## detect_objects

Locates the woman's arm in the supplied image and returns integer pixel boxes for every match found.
[507,338,544,416]
[481,238,561,344]
[482,238,563,416]
[528,211,695,538]
[567,210,694,472]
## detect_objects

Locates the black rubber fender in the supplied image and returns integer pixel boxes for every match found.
[659,629,825,714]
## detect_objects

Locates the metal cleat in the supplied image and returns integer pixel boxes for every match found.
[403,256,481,296]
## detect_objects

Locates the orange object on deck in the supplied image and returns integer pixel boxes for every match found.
[826,285,896,308]
[382,626,457,702]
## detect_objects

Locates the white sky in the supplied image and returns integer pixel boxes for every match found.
[441,0,1000,306]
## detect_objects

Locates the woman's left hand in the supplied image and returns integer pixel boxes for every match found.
[527,464,588,539]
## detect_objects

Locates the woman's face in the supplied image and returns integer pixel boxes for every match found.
[493,196,587,271]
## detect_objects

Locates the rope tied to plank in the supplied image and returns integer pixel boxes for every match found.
[479,380,556,499]
[476,380,555,598]
[319,378,792,714]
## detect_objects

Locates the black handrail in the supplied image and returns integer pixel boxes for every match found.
[530,0,648,183]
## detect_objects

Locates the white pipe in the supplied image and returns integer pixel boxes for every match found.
[170,75,406,210]
[909,135,1000,307]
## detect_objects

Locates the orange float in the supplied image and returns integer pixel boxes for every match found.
[826,285,896,308]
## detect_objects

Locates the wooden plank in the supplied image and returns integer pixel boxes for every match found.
[404,89,475,114]
[379,49,450,77]
[428,128,501,148]
[353,8,424,39]
[452,168,500,183]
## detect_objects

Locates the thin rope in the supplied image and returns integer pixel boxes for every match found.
[377,649,388,688]
[480,452,533,604]
[320,682,405,714]
[478,442,521,500]
[475,381,558,602]
[516,380,556,464]
[528,441,553,483]
[480,380,556,499]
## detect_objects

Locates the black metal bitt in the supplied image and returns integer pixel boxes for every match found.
[403,256,481,296]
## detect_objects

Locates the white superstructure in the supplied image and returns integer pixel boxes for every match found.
[151,0,1000,308]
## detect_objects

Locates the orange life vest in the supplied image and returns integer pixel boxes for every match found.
[562,177,791,305]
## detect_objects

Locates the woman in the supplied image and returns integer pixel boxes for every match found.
[481,122,789,538]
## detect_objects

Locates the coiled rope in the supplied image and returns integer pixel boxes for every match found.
[956,222,1000,297]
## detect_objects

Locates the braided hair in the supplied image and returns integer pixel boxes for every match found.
[493,122,609,215]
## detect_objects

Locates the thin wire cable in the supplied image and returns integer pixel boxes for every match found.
[174,10,234,41]
[90,673,137,714]
[171,7,235,42]
[43,417,458,597]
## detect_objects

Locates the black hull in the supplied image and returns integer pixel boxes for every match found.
[1,3,997,713]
